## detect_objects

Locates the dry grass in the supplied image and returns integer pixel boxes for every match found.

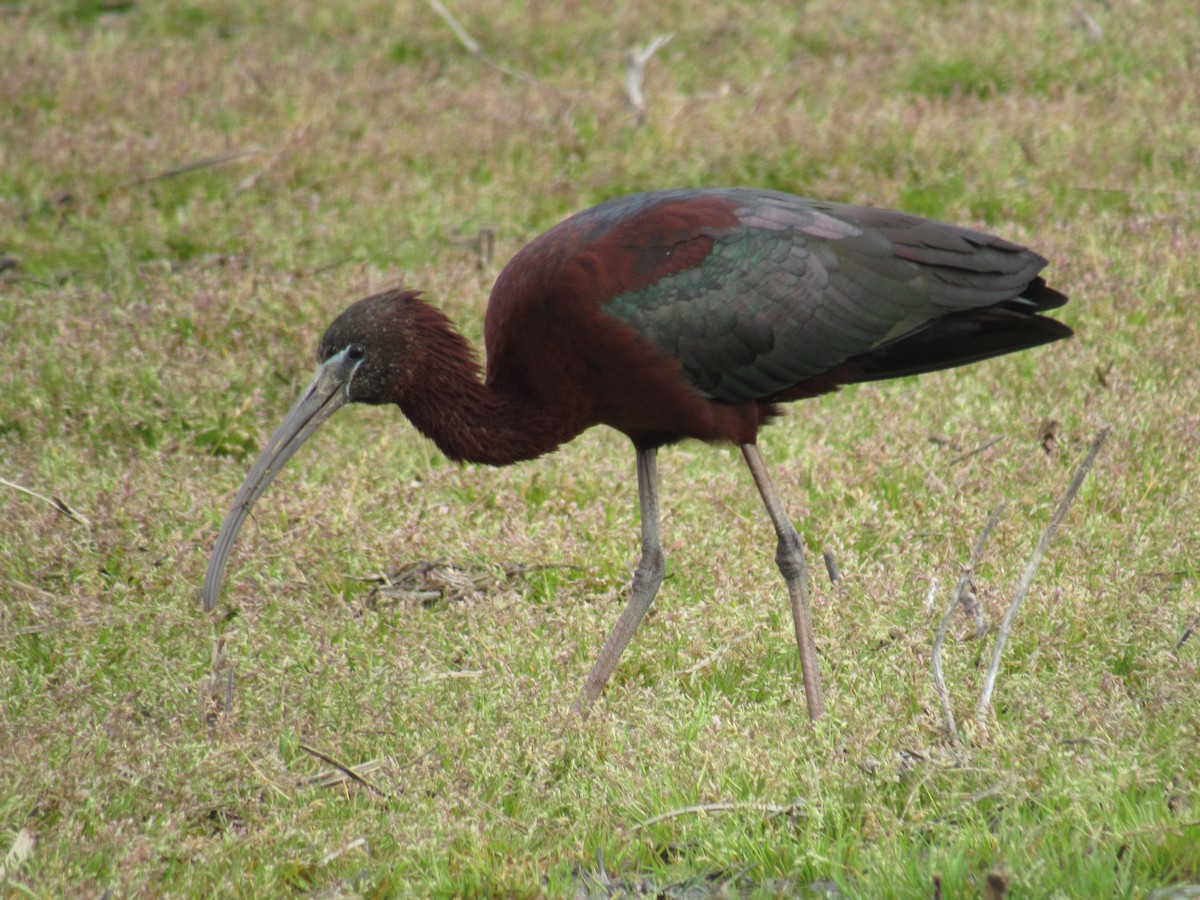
[2,0,1199,895]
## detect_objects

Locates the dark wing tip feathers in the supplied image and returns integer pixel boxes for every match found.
[837,298,1072,387]
[811,209,1072,389]
[1014,276,1069,312]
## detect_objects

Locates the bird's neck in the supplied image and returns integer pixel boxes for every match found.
[396,303,577,466]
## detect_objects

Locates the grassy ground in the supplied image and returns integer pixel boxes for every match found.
[2,0,1198,895]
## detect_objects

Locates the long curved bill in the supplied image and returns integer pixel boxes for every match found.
[201,348,361,611]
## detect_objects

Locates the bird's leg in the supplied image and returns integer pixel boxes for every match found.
[571,446,666,717]
[740,443,825,720]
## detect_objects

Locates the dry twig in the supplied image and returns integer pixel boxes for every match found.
[202,638,235,729]
[624,34,673,125]
[950,435,1004,465]
[976,427,1111,723]
[319,838,368,867]
[10,579,57,603]
[933,504,1004,743]
[425,0,480,54]
[472,797,530,834]
[363,558,567,607]
[634,800,800,829]
[957,580,988,640]
[449,227,495,268]
[304,759,384,789]
[956,503,1005,635]
[822,548,841,585]
[0,829,35,885]
[932,593,961,745]
[683,629,758,675]
[1175,610,1199,651]
[0,475,90,525]
[924,575,939,615]
[228,733,292,802]
[424,0,550,89]
[1075,8,1104,41]
[97,147,265,198]
[299,743,391,800]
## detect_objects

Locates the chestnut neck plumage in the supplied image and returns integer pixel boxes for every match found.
[391,300,578,467]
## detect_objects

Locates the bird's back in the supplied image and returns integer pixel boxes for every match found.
[483,189,1071,448]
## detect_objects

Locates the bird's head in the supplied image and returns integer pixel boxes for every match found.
[201,289,420,612]
[316,289,422,405]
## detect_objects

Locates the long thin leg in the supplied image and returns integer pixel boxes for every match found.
[741,443,825,720]
[571,446,666,717]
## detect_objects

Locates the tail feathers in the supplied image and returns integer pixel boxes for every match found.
[844,296,1072,385]
[996,276,1069,314]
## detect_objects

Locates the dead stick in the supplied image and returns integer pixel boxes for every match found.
[1175,610,1199,651]
[0,475,90,525]
[624,34,672,125]
[425,0,480,54]
[298,743,391,800]
[933,504,1004,744]
[822,548,841,585]
[955,503,1005,636]
[951,435,1004,465]
[634,800,794,829]
[931,593,960,744]
[976,426,1111,722]
[97,147,265,198]
[423,0,552,90]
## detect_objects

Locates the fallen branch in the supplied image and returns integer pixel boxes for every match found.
[0,475,90,525]
[976,427,1111,723]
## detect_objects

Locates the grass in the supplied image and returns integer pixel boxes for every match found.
[2,0,1199,895]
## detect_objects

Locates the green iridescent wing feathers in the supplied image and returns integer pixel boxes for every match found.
[602,190,1060,404]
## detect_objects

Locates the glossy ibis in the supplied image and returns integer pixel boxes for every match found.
[202,188,1071,719]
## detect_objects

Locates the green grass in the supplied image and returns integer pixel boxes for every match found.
[3,0,1199,895]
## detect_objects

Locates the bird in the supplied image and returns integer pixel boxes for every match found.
[201,187,1072,719]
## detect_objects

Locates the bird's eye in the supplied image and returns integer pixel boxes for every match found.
[346,343,366,361]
